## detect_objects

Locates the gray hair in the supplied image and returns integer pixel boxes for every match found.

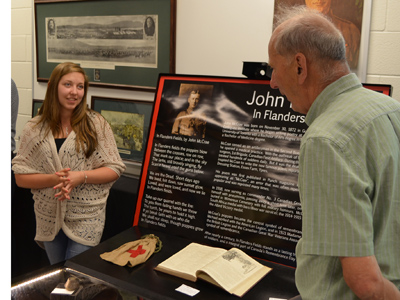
[273,5,348,79]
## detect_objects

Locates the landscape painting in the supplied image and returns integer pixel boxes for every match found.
[46,15,158,68]
[100,110,145,154]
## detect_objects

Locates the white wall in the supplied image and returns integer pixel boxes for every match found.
[11,0,33,150]
[11,0,400,151]
[366,0,400,94]
[175,0,274,77]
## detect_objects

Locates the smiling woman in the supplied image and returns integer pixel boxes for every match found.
[12,62,126,265]
[39,62,91,146]
[57,72,85,120]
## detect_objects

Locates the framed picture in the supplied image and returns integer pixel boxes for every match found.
[272,0,372,82]
[363,83,393,96]
[34,0,176,91]
[91,96,153,165]
[32,99,43,117]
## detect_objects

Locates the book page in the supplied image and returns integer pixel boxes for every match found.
[196,248,272,297]
[154,243,226,281]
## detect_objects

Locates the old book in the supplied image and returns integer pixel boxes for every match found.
[154,242,272,297]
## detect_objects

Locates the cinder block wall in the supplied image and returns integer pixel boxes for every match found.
[11,0,400,151]
[11,0,33,149]
[367,0,400,98]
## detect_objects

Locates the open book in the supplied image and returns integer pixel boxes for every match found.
[154,242,272,297]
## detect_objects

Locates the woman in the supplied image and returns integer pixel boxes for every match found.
[12,62,126,264]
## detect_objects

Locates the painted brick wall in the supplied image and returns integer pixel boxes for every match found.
[367,0,400,100]
[11,0,33,149]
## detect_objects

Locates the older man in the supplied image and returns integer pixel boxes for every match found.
[268,6,400,300]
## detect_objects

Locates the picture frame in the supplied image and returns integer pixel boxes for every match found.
[34,0,176,91]
[91,96,153,167]
[272,0,372,82]
[362,83,393,96]
[32,99,43,117]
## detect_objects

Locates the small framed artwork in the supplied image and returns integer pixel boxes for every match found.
[34,0,176,90]
[362,83,392,96]
[32,99,44,117]
[91,96,153,164]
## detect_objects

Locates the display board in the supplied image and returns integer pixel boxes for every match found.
[134,74,308,267]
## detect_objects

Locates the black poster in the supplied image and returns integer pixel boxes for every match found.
[134,75,307,267]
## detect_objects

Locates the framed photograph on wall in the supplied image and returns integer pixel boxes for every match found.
[34,0,176,91]
[363,83,393,96]
[91,96,153,165]
[272,0,372,82]
[32,99,43,117]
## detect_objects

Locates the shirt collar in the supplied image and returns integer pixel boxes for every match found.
[305,73,362,126]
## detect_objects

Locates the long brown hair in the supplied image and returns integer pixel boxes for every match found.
[37,62,98,158]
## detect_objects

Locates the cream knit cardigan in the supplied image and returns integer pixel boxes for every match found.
[12,111,126,246]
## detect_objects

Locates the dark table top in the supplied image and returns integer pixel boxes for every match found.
[66,226,298,300]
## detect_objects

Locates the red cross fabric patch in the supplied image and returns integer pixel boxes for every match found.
[127,245,146,258]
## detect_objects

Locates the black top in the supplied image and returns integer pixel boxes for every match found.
[55,138,66,153]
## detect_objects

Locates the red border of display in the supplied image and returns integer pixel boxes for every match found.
[133,74,270,225]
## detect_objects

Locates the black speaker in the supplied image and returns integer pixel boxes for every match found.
[242,61,272,80]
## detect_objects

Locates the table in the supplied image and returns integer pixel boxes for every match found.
[66,226,299,300]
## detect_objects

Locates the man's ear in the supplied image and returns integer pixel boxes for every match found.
[295,53,307,84]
